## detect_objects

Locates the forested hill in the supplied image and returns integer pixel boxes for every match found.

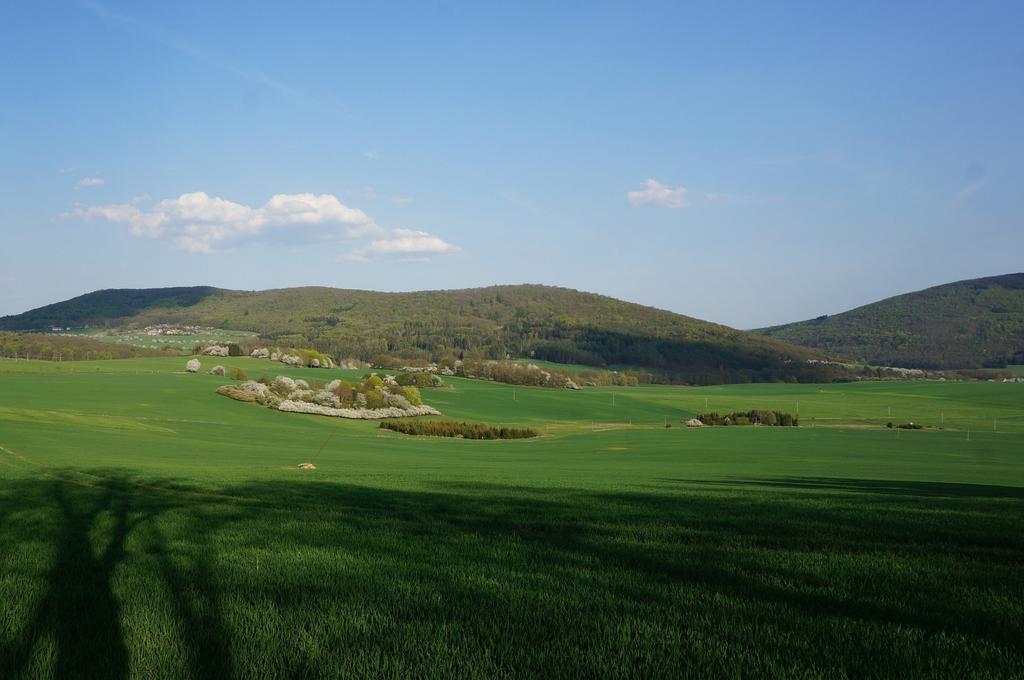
[1,284,836,383]
[756,273,1024,369]
[0,286,224,331]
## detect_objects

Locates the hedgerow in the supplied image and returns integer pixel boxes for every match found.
[380,420,538,439]
[698,410,799,426]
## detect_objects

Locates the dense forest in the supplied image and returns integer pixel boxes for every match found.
[0,287,222,331]
[757,273,1024,369]
[0,285,835,383]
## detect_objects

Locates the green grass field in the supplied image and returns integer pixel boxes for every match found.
[1,357,1023,677]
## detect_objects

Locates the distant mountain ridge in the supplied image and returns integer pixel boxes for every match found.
[756,273,1024,369]
[0,284,837,384]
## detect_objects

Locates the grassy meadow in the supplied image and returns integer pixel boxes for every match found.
[1,356,1023,677]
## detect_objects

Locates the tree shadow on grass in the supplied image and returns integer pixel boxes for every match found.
[0,471,1022,677]
[662,476,1024,500]
[0,474,237,680]
[211,477,1024,669]
[1,476,143,678]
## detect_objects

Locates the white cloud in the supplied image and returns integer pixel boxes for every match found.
[364,149,380,160]
[627,179,688,208]
[79,177,105,187]
[389,195,413,204]
[368,228,460,255]
[263,193,372,228]
[62,190,389,253]
[63,190,460,257]
[343,228,460,263]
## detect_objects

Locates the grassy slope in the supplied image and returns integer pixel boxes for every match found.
[757,273,1024,369]
[1,357,1023,677]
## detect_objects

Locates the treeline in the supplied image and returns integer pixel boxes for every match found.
[699,410,799,426]
[0,332,172,361]
[380,420,538,439]
[981,350,1024,369]
[456,360,575,388]
[373,359,646,389]
[193,342,334,368]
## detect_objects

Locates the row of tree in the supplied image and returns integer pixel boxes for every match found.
[698,410,799,426]
[0,332,171,361]
[456,360,567,387]
[380,420,538,439]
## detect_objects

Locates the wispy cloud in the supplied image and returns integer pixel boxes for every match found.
[389,195,413,205]
[951,163,988,208]
[627,179,688,208]
[78,177,105,187]
[364,149,380,160]
[951,178,987,208]
[81,0,296,97]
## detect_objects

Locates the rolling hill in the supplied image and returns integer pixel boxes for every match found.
[757,273,1024,369]
[0,284,840,384]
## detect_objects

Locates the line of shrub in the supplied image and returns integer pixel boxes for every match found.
[380,420,538,439]
[699,410,799,426]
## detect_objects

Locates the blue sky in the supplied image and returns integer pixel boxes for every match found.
[1,1,1021,327]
